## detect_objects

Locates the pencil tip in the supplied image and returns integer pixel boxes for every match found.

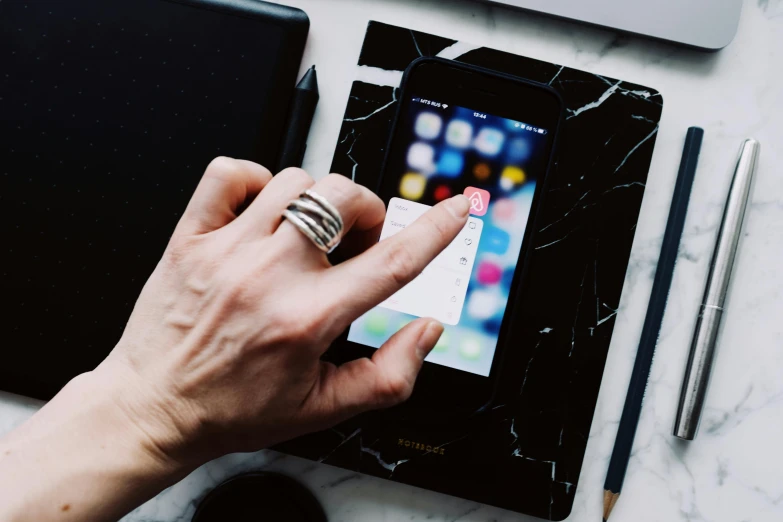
[603,490,620,521]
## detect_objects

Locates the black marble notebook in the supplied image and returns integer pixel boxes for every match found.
[275,22,663,520]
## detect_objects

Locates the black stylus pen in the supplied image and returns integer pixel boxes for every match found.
[277,65,319,171]
[602,127,704,521]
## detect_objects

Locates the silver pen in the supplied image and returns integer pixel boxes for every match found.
[673,138,760,441]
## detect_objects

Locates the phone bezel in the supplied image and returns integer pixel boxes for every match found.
[328,57,563,415]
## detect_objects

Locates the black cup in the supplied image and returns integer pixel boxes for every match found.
[192,471,327,522]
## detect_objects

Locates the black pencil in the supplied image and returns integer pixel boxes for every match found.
[603,127,704,521]
[277,65,320,171]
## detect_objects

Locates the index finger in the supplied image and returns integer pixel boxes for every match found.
[324,194,470,325]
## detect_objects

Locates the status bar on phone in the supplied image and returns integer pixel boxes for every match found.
[411,97,547,134]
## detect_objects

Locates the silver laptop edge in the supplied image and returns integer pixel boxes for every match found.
[486,0,743,50]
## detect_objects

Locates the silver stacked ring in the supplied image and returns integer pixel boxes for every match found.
[282,189,345,253]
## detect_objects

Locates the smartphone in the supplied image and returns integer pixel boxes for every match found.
[333,57,563,414]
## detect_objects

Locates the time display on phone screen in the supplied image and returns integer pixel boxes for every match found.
[348,97,551,377]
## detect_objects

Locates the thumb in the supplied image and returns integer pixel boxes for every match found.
[304,319,444,425]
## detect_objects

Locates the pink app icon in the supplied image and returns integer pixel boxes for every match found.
[477,261,503,285]
[463,186,490,216]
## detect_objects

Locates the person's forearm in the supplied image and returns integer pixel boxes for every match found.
[0,365,191,522]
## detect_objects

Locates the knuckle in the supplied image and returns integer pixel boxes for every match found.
[277,167,312,185]
[239,159,273,179]
[205,156,243,180]
[353,182,384,214]
[383,240,419,287]
[322,173,359,201]
[324,172,355,189]
[364,187,385,210]
[377,372,414,405]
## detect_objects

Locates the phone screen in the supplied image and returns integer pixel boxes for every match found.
[347,95,552,377]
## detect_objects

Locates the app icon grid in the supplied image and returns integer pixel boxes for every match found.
[348,100,548,376]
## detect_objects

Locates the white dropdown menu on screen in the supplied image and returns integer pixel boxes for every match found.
[378,197,483,325]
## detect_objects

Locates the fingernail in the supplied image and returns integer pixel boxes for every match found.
[416,320,445,359]
[445,194,470,219]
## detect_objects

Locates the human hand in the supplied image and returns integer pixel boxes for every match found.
[0,157,470,522]
[98,157,470,468]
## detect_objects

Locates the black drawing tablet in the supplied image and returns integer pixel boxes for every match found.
[0,0,308,399]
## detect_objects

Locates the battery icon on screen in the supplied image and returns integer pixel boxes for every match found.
[537,128,546,134]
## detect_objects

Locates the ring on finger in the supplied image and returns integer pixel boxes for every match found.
[282,189,345,253]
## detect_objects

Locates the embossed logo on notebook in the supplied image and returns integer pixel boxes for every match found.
[397,438,446,456]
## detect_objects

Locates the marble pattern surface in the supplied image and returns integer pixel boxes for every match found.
[1,0,782,521]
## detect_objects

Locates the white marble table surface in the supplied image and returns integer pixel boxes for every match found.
[2,0,782,520]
